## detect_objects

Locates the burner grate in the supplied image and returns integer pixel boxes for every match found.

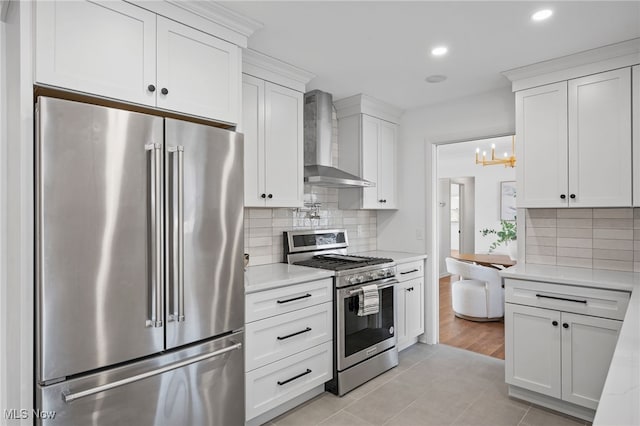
[294,255,393,271]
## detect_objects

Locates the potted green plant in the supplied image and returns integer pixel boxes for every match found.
[479,219,517,260]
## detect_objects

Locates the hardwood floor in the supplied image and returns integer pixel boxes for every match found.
[439,275,505,360]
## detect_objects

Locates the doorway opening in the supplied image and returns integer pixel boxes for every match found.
[434,135,516,360]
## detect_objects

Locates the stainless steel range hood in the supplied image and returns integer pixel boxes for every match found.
[304,90,374,188]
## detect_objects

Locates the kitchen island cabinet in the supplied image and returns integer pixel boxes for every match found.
[35,0,247,124]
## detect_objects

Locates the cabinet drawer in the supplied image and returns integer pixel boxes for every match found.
[245,341,332,420]
[246,278,333,323]
[245,302,332,371]
[396,260,424,282]
[504,279,630,320]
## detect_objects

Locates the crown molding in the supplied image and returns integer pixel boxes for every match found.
[242,49,315,92]
[503,38,640,92]
[167,1,262,38]
[127,1,262,48]
[334,94,403,124]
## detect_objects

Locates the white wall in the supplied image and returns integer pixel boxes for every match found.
[438,140,516,255]
[376,87,515,342]
[378,87,515,253]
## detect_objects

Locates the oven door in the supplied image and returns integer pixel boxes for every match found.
[336,278,397,371]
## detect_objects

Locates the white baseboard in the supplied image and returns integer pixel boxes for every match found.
[245,385,324,426]
[508,385,595,422]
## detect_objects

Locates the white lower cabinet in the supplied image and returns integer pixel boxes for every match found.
[245,341,332,421]
[245,278,333,424]
[395,259,425,351]
[505,279,627,417]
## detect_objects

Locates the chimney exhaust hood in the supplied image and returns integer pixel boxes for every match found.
[303,90,375,188]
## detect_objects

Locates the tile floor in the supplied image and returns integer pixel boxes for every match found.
[268,344,590,426]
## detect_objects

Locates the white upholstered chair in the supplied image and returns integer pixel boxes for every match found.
[445,257,504,321]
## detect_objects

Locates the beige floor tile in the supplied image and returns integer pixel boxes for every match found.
[319,410,374,426]
[450,394,528,426]
[344,380,418,425]
[272,393,356,426]
[520,406,586,426]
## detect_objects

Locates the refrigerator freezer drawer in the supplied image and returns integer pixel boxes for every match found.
[245,341,332,421]
[37,332,245,426]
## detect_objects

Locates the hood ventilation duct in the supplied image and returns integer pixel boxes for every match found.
[303,90,374,188]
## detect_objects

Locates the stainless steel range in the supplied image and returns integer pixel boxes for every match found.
[284,229,399,396]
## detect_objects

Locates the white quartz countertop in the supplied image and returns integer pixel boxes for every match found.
[244,263,334,294]
[356,250,428,264]
[500,264,640,426]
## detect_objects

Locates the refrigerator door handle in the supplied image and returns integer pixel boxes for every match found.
[168,146,185,322]
[146,143,163,328]
[61,342,243,403]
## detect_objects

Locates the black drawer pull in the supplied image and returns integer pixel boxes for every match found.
[277,293,312,304]
[535,294,587,304]
[400,269,419,275]
[277,369,312,386]
[277,327,312,341]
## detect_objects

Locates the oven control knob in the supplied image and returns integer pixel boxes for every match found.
[389,326,394,335]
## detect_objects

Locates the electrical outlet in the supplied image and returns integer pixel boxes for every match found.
[416,228,424,240]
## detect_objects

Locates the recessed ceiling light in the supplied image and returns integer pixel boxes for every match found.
[531,9,553,21]
[431,46,448,57]
[425,75,447,83]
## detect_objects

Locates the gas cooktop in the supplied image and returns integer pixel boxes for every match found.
[293,254,393,271]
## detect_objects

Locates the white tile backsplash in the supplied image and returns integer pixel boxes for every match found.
[526,208,640,272]
[243,107,377,266]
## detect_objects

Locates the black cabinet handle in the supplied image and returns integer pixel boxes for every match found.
[407,287,414,292]
[535,294,587,304]
[560,194,566,199]
[379,199,384,203]
[277,293,312,304]
[277,369,312,386]
[570,194,576,199]
[400,269,419,275]
[261,193,266,199]
[161,88,169,95]
[268,194,273,199]
[277,327,312,341]
[563,323,569,329]
[552,321,558,326]
[147,84,156,92]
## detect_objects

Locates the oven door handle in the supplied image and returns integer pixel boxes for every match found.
[347,279,399,296]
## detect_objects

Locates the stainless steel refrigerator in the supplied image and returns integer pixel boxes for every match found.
[35,97,245,425]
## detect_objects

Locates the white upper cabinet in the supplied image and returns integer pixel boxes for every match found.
[336,94,402,210]
[633,65,640,207]
[240,50,313,208]
[568,68,632,207]
[263,82,304,207]
[516,68,632,208]
[35,0,248,124]
[516,82,568,208]
[156,17,239,123]
[242,75,267,207]
[241,78,303,208]
[35,1,157,107]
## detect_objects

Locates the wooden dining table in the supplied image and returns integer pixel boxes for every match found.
[450,250,516,269]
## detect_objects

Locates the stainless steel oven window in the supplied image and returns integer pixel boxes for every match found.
[336,280,396,370]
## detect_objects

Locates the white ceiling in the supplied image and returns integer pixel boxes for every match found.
[438,135,513,162]
[219,1,640,111]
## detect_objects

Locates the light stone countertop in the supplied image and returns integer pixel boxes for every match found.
[244,263,334,294]
[355,250,428,264]
[500,263,640,426]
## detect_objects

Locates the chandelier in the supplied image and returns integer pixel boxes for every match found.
[475,135,516,168]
